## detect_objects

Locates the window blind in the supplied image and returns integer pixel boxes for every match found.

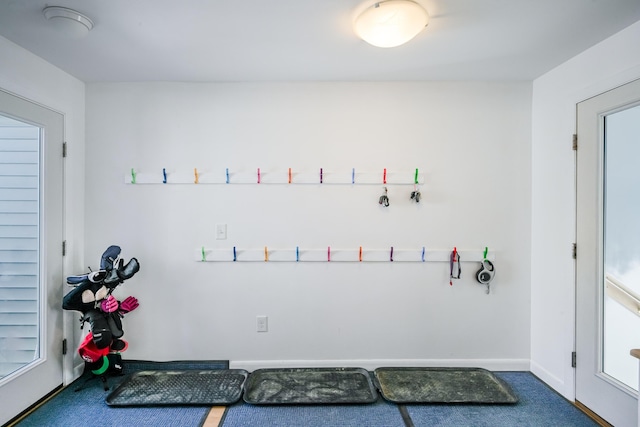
[0,116,39,378]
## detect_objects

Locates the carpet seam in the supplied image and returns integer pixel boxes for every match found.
[218,404,231,426]
[398,404,415,427]
[198,407,212,427]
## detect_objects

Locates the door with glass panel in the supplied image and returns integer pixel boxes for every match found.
[0,89,64,425]
[576,78,640,427]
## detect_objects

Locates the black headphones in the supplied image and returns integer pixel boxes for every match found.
[476,259,495,285]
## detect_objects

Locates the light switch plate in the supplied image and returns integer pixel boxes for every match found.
[216,224,227,240]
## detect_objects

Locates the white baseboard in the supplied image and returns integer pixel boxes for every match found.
[72,362,85,380]
[230,358,530,372]
[530,360,573,400]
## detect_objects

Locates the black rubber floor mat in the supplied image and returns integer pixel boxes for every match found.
[374,367,518,404]
[243,368,378,405]
[105,369,248,406]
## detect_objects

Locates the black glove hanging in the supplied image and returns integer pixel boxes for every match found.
[379,187,390,207]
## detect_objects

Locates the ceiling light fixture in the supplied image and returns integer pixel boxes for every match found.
[43,6,94,38]
[354,0,429,48]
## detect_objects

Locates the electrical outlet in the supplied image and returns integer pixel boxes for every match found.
[256,315,268,332]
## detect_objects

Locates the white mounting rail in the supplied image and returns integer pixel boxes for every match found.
[125,168,425,185]
[196,247,494,263]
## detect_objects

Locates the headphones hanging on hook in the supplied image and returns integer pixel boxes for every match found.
[476,259,495,285]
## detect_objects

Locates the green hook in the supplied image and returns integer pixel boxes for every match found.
[131,168,137,184]
[201,246,206,262]
[483,247,488,260]
[414,168,419,184]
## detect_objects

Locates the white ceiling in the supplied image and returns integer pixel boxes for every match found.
[1,0,639,83]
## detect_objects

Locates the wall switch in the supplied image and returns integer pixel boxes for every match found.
[216,224,227,240]
[256,315,268,332]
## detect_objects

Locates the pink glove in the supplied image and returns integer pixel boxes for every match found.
[100,295,118,313]
[119,296,139,314]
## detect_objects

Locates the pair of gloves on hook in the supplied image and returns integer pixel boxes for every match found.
[379,187,390,207]
[62,245,140,375]
[379,187,421,206]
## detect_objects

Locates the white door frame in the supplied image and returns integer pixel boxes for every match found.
[575,78,640,427]
[0,89,65,426]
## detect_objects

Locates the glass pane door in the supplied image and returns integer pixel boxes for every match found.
[576,78,640,427]
[603,103,640,391]
[0,88,64,426]
[0,115,41,379]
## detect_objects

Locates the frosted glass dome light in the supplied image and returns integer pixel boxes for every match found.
[43,6,94,38]
[354,0,429,48]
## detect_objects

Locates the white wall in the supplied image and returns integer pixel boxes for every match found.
[0,36,86,384]
[0,5,636,410]
[531,20,640,399]
[85,82,532,369]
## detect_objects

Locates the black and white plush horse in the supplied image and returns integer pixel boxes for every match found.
[63,246,139,385]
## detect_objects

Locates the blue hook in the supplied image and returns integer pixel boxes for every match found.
[226,168,230,184]
[296,246,299,262]
[162,168,167,184]
[390,246,394,262]
[422,246,425,262]
[233,246,237,262]
[352,168,355,184]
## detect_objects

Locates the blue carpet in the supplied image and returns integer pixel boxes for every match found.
[221,399,405,427]
[15,360,227,427]
[14,367,599,427]
[405,372,598,427]
[221,372,598,427]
